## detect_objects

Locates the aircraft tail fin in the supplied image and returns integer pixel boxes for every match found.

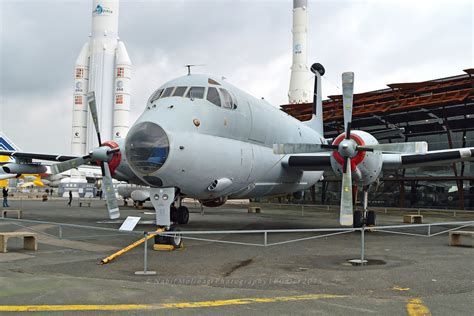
[0,132,21,152]
[303,69,324,137]
[0,132,21,164]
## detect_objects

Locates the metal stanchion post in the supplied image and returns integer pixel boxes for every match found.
[135,232,156,275]
[58,225,63,239]
[264,232,267,246]
[360,228,365,264]
[144,233,148,273]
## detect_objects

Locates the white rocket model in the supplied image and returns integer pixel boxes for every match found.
[288,0,312,104]
[72,0,131,156]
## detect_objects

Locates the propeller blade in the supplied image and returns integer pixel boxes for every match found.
[342,72,354,140]
[51,155,91,175]
[273,143,338,154]
[357,141,428,154]
[86,92,102,145]
[340,157,353,226]
[102,161,120,219]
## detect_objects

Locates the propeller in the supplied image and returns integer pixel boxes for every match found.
[51,92,120,219]
[339,72,355,226]
[86,92,120,220]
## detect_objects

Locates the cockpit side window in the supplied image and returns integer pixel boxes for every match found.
[149,89,163,103]
[186,87,205,99]
[161,87,175,98]
[219,88,234,109]
[172,86,187,97]
[206,87,221,107]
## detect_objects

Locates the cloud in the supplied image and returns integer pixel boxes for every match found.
[0,0,472,154]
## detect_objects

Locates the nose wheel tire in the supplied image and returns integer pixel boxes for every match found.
[154,225,183,248]
[177,206,189,224]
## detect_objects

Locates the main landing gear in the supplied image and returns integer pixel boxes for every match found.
[353,186,376,228]
[171,203,189,225]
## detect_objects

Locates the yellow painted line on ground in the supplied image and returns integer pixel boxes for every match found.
[0,294,347,312]
[406,298,431,316]
[392,285,410,291]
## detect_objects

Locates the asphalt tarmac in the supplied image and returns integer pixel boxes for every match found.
[0,197,473,315]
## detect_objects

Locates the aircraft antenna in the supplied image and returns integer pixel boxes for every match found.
[184,64,205,76]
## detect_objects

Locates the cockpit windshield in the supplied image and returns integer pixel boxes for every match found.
[186,87,205,99]
[148,78,237,110]
[207,87,221,106]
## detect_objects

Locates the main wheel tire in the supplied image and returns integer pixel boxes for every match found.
[353,210,364,228]
[366,210,376,226]
[177,206,189,224]
[166,225,183,248]
[170,206,178,223]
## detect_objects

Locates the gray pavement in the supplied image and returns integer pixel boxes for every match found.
[0,198,473,315]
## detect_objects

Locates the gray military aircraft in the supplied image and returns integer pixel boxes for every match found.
[2,64,473,231]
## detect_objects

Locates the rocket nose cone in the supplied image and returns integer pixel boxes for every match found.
[294,0,308,9]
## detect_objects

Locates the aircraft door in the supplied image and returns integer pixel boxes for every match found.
[247,101,268,144]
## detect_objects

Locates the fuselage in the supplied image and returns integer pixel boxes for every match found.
[113,74,324,200]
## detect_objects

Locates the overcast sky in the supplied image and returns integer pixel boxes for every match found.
[0,0,472,154]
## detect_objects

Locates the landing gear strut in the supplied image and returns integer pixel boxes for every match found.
[353,186,376,228]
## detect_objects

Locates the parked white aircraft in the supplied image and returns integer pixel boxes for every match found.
[2,65,473,231]
[1,132,103,189]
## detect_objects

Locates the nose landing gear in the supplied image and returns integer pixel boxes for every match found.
[154,225,183,249]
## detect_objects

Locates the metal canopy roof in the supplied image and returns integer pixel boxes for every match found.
[281,69,474,139]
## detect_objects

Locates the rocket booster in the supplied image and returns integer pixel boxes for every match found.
[71,0,131,156]
[288,0,312,104]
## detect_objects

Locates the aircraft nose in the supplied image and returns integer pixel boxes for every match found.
[125,121,170,176]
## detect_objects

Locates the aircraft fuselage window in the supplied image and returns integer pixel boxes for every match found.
[219,88,233,109]
[186,87,205,99]
[149,89,163,103]
[173,86,187,97]
[161,87,175,98]
[207,87,221,107]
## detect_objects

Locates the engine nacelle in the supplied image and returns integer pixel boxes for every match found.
[130,189,150,202]
[201,197,227,207]
[2,163,47,175]
[330,130,383,186]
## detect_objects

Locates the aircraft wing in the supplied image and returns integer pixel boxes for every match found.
[282,147,474,172]
[0,150,78,162]
[382,148,474,169]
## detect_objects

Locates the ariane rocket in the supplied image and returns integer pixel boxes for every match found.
[288,0,312,104]
[72,0,131,155]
